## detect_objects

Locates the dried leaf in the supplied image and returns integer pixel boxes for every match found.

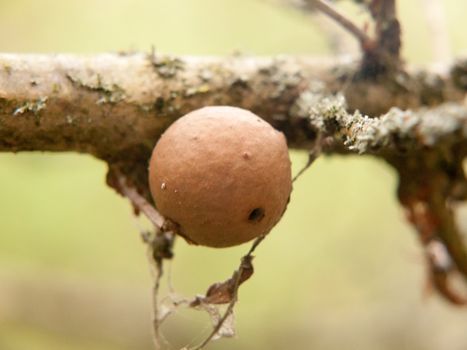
[192,256,254,306]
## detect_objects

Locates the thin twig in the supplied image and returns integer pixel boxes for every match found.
[292,137,322,183]
[148,246,165,349]
[136,230,176,349]
[292,151,317,182]
[313,13,359,55]
[141,231,176,349]
[114,174,165,229]
[307,0,372,46]
[191,235,266,350]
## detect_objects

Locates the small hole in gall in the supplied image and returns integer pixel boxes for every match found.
[248,207,265,222]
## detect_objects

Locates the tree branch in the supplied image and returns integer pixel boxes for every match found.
[291,89,467,156]
[0,53,465,160]
[368,0,401,57]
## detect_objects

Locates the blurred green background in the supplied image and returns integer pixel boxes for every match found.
[1,0,467,349]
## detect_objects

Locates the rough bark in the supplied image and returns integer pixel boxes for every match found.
[0,53,465,162]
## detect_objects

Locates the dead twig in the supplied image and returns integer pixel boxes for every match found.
[292,133,328,183]
[307,0,372,47]
[146,233,166,350]
[145,229,176,349]
[295,0,402,76]
[112,172,166,229]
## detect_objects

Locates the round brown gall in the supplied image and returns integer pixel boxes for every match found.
[149,106,292,248]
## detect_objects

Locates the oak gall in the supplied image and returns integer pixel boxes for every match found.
[149,106,292,248]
